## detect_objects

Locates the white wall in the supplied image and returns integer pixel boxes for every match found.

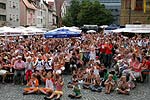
[6,0,20,27]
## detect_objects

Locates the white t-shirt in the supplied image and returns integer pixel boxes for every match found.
[45,79,54,90]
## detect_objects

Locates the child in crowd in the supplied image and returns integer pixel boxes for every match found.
[25,56,34,82]
[83,72,93,89]
[68,74,77,88]
[44,75,64,100]
[90,76,102,92]
[116,75,130,95]
[39,72,54,95]
[23,73,39,95]
[68,80,82,99]
[104,74,115,94]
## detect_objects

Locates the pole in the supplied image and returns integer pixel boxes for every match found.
[129,0,131,24]
[143,0,146,13]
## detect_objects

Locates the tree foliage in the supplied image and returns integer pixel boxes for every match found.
[62,0,113,27]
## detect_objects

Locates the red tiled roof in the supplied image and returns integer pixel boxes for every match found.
[22,0,36,10]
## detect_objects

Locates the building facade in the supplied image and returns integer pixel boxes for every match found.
[34,0,47,28]
[43,1,57,29]
[20,0,36,26]
[120,0,150,25]
[0,0,7,26]
[6,0,20,27]
[99,0,121,25]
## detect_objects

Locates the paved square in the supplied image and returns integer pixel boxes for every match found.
[0,76,150,100]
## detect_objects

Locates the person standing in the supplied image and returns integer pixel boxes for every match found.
[104,40,113,68]
[13,56,25,85]
[25,56,34,82]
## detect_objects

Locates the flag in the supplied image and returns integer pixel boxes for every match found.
[143,0,146,13]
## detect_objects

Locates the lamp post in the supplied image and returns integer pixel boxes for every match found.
[128,0,131,24]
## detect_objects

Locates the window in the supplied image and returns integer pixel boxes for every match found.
[125,0,131,9]
[146,0,150,11]
[9,1,11,8]
[16,15,19,21]
[33,18,35,24]
[13,2,15,8]
[16,3,18,9]
[13,15,15,22]
[0,3,6,9]
[0,15,6,21]
[135,0,143,11]
[9,14,12,21]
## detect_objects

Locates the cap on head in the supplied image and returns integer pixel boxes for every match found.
[108,74,113,78]
[17,56,22,59]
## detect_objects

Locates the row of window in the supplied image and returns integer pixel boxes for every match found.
[9,0,19,9]
[0,3,6,9]
[125,0,150,11]
[0,15,6,21]
[9,14,19,22]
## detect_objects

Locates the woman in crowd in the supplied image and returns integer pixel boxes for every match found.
[25,56,34,82]
[23,73,39,95]
[39,72,54,95]
[0,32,149,98]
[44,75,64,100]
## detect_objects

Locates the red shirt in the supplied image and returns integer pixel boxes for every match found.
[99,44,105,53]
[146,61,150,70]
[105,44,113,55]
[133,62,142,72]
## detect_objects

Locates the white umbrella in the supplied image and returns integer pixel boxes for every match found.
[0,26,14,33]
[24,26,46,34]
[100,25,108,28]
[112,28,125,33]
[87,30,96,33]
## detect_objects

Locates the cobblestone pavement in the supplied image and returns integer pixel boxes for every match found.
[0,75,150,100]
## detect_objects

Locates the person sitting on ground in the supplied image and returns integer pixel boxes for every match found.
[90,75,102,92]
[23,73,39,95]
[129,57,143,82]
[83,71,93,89]
[104,74,115,94]
[68,80,82,99]
[116,75,130,95]
[39,72,54,95]
[109,70,118,83]
[68,74,77,88]
[44,75,64,100]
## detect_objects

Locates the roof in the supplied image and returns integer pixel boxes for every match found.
[22,0,36,10]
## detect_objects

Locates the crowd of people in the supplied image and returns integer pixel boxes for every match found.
[0,33,150,100]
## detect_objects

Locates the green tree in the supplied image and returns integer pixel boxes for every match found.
[62,0,113,26]
[62,0,81,26]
